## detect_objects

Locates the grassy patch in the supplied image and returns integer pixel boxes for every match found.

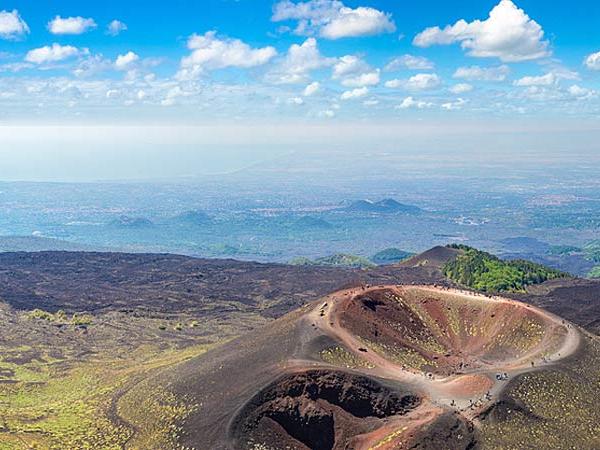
[0,343,212,449]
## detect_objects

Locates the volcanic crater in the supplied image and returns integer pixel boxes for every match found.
[333,286,571,377]
[174,285,580,449]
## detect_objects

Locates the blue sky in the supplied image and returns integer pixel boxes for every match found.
[0,0,600,124]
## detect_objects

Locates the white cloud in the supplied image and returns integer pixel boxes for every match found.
[514,73,555,87]
[48,16,97,35]
[413,0,550,62]
[514,70,578,87]
[269,37,332,84]
[363,99,379,106]
[287,96,304,105]
[319,109,335,117]
[341,70,380,87]
[73,54,113,77]
[332,55,369,79]
[332,55,379,86]
[396,96,433,109]
[406,73,441,90]
[25,44,80,64]
[107,20,127,36]
[115,51,139,70]
[568,84,596,99]
[449,83,473,94]
[272,0,395,39]
[441,98,467,110]
[340,86,368,99]
[321,6,396,39]
[386,73,441,90]
[0,10,29,40]
[584,51,600,70]
[453,65,509,81]
[385,54,434,71]
[180,31,277,76]
[303,81,320,96]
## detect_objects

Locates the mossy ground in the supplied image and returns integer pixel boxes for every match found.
[480,337,600,449]
[0,337,212,449]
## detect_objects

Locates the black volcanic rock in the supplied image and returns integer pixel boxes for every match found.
[341,199,421,214]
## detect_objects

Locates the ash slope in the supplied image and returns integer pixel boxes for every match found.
[161,285,588,450]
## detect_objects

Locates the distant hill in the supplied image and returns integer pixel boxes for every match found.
[340,198,422,214]
[172,210,211,225]
[290,253,375,268]
[109,216,154,228]
[399,245,461,269]
[0,236,96,253]
[371,248,413,265]
[500,237,551,253]
[293,216,333,230]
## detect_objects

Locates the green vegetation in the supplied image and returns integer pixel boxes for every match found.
[480,339,600,450]
[583,240,600,262]
[320,346,374,369]
[587,267,600,279]
[0,343,211,450]
[370,248,413,265]
[547,245,581,256]
[289,253,375,268]
[443,245,567,292]
[26,309,93,326]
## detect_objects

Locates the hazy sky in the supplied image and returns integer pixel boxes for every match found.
[1,1,599,180]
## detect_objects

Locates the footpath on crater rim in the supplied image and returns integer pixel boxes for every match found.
[162,284,589,450]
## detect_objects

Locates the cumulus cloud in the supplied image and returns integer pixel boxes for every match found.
[332,55,369,79]
[73,54,113,77]
[114,51,139,70]
[48,16,97,35]
[331,55,379,86]
[584,51,600,70]
[449,83,473,94]
[385,73,441,90]
[340,86,368,99]
[441,98,467,110]
[0,10,29,40]
[453,65,509,81]
[269,37,333,84]
[568,84,596,99]
[107,20,127,36]
[25,44,80,64]
[385,54,434,71]
[340,70,380,87]
[179,31,277,79]
[396,96,433,109]
[303,81,320,96]
[413,0,550,62]
[272,0,395,39]
[513,73,555,87]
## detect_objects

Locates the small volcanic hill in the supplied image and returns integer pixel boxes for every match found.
[109,215,153,228]
[160,285,581,450]
[341,199,422,214]
[172,210,211,225]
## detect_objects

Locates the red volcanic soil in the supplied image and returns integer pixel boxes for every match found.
[335,286,570,376]
[230,370,420,450]
[160,285,578,450]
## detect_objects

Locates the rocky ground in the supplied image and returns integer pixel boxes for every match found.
[0,248,598,449]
